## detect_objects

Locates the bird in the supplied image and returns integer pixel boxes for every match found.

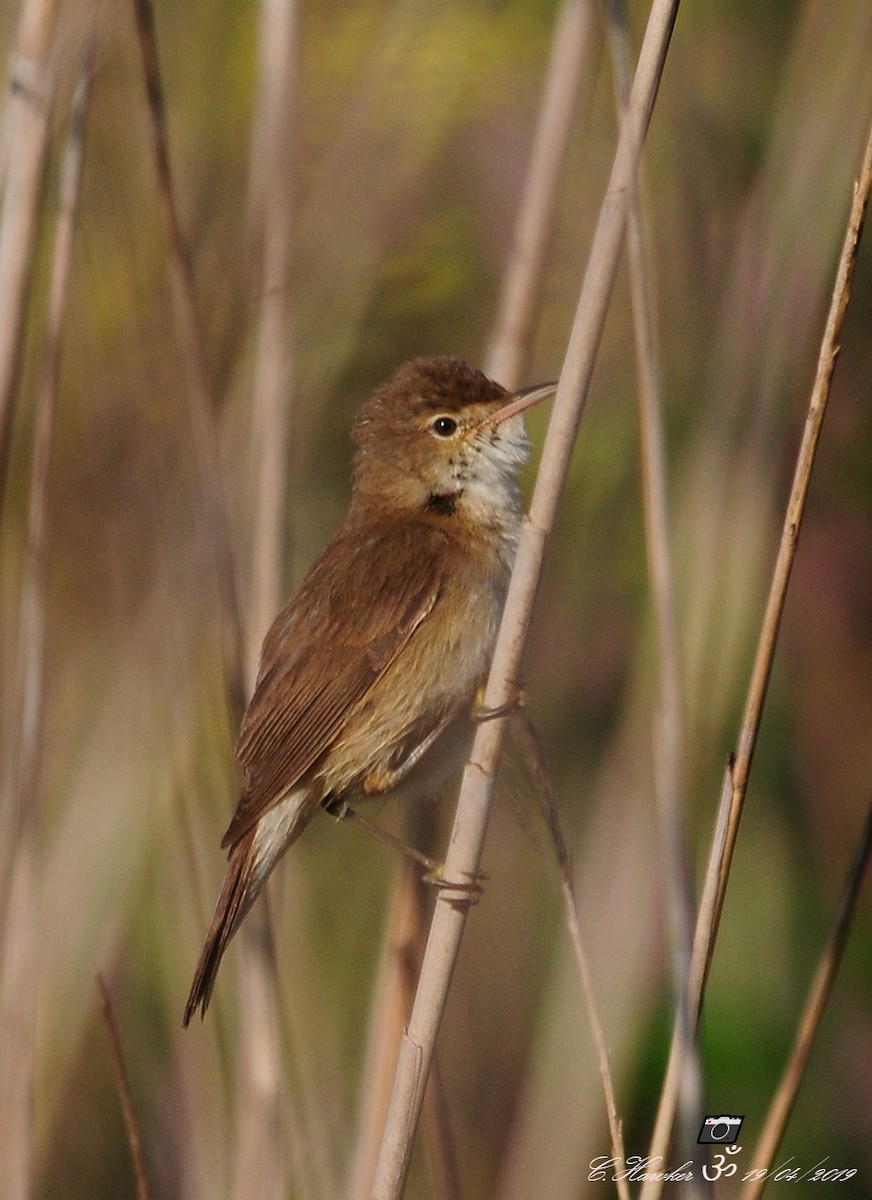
[183,355,554,1024]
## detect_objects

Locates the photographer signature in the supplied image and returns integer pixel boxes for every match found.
[588,1149,858,1184]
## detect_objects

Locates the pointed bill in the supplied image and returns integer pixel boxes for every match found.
[486,380,558,427]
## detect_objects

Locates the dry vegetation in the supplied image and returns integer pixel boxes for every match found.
[1,1,871,1198]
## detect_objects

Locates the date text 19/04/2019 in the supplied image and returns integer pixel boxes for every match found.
[588,1151,858,1185]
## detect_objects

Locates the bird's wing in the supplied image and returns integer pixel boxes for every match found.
[222,520,446,849]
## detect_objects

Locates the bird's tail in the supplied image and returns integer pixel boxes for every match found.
[183,829,259,1025]
[184,785,319,1025]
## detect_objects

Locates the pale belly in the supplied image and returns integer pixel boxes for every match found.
[318,571,502,804]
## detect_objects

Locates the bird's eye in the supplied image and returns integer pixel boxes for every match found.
[431,415,458,438]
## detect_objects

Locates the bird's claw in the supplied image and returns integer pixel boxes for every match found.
[472,686,526,723]
[423,865,488,906]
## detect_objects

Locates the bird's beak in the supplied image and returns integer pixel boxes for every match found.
[486,380,558,427]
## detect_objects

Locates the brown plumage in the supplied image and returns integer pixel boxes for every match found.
[184,357,553,1024]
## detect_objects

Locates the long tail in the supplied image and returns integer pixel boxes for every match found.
[184,830,258,1025]
[184,785,319,1024]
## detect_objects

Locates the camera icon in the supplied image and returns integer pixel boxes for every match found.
[697,1115,744,1144]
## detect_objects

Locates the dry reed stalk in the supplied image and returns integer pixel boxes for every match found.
[370,3,680,1195]
[229,922,290,1200]
[97,976,155,1200]
[130,0,245,720]
[0,0,59,492]
[740,798,872,1200]
[603,0,704,1176]
[0,38,92,1200]
[485,0,600,389]
[246,0,299,670]
[347,894,464,1200]
[639,104,872,1200]
[420,1055,463,1200]
[347,828,462,1200]
[347,863,424,1200]
[227,3,300,1197]
[130,2,292,1190]
[485,1,640,1183]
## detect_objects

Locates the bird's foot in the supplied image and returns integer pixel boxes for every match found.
[423,864,487,907]
[471,684,526,723]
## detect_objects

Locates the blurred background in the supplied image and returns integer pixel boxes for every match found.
[1,0,871,1197]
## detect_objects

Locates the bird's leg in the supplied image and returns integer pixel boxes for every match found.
[324,699,504,898]
[324,798,442,876]
[323,798,486,902]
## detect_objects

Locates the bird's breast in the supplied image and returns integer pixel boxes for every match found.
[319,552,507,802]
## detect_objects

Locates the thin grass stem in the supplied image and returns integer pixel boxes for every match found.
[740,798,872,1200]
[639,105,872,1200]
[485,0,600,390]
[97,976,155,1200]
[603,0,705,1181]
[513,714,631,1200]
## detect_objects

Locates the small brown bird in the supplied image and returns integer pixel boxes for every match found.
[184,356,554,1024]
